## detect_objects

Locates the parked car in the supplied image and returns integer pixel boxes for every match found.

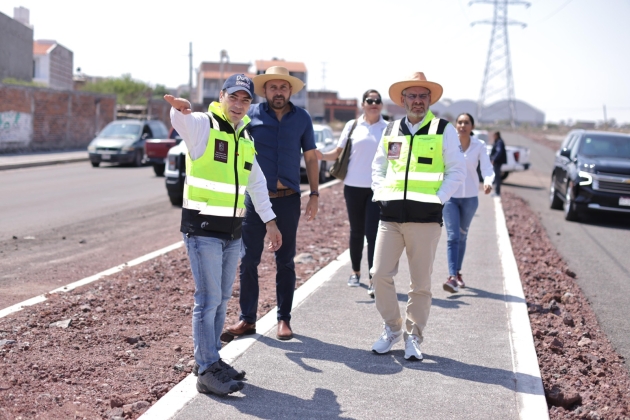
[474,130,531,181]
[164,140,187,206]
[87,119,169,168]
[300,123,336,183]
[549,130,630,221]
[145,127,182,176]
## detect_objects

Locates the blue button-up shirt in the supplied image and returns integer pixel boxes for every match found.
[247,102,316,193]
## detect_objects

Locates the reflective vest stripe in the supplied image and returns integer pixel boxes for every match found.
[376,190,442,204]
[428,117,441,135]
[392,172,444,182]
[186,174,246,195]
[183,198,247,217]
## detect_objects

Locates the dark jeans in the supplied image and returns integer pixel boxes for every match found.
[239,192,301,323]
[493,163,503,195]
[344,185,380,275]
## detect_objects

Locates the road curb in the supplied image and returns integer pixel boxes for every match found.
[494,196,549,420]
[0,156,88,171]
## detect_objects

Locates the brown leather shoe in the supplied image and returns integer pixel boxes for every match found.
[224,320,256,337]
[276,320,293,340]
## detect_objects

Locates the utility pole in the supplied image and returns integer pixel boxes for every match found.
[471,0,529,128]
[218,50,230,101]
[188,42,193,103]
[321,62,327,91]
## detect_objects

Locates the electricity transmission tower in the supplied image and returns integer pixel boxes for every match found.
[471,0,529,127]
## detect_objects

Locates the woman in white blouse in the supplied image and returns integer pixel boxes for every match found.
[443,113,495,293]
[315,89,387,298]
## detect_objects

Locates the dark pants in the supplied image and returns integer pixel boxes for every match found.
[493,163,503,195]
[239,192,301,323]
[344,185,380,275]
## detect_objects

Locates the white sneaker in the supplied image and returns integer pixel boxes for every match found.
[372,324,403,354]
[404,335,423,361]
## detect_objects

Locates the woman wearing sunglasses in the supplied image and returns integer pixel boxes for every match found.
[315,89,387,297]
[442,113,495,293]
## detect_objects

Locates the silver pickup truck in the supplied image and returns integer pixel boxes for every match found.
[476,130,531,181]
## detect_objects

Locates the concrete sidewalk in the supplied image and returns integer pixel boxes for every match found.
[0,150,87,170]
[141,195,549,420]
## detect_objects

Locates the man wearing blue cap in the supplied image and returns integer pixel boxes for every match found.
[164,73,282,396]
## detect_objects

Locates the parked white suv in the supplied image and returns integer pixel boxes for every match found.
[300,124,336,183]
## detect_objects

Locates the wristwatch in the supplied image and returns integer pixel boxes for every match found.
[309,191,320,197]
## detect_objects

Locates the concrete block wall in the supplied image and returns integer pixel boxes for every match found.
[0,84,116,151]
[0,12,34,83]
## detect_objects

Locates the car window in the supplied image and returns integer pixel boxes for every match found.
[148,121,168,138]
[560,133,574,150]
[579,135,630,159]
[314,129,324,145]
[142,124,154,139]
[99,122,142,139]
[169,128,180,139]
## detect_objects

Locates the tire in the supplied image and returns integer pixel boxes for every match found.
[133,149,143,167]
[318,162,327,183]
[153,164,165,177]
[169,194,183,206]
[549,174,563,210]
[563,180,580,221]
[501,172,509,181]
[91,161,100,168]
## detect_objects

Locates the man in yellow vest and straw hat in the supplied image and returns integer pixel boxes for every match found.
[370,72,466,360]
[164,73,281,396]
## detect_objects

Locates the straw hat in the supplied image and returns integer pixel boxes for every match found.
[252,66,305,97]
[388,72,443,106]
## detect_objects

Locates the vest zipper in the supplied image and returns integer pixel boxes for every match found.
[230,129,239,239]
[403,132,415,223]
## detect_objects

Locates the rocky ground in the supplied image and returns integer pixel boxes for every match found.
[1,174,629,419]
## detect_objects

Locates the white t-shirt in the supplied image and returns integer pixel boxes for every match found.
[337,115,388,188]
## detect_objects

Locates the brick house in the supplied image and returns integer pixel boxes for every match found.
[195,62,254,107]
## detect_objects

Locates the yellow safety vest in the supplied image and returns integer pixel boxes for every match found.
[183,102,256,217]
[374,110,446,204]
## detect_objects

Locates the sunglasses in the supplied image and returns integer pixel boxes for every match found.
[365,98,382,105]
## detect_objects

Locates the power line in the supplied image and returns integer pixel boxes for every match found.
[471,0,530,128]
[531,0,576,25]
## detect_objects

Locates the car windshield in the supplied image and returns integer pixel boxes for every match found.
[98,122,142,139]
[579,135,630,159]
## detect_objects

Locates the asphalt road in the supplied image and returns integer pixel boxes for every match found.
[0,162,183,309]
[502,132,630,365]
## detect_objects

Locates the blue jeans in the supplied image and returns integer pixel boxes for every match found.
[239,192,301,323]
[183,233,241,375]
[443,197,479,276]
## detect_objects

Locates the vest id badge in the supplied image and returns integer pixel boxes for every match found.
[214,139,228,163]
[387,142,402,160]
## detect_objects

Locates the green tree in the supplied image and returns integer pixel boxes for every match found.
[152,84,170,98]
[81,74,151,105]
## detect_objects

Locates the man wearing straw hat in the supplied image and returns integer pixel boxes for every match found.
[224,66,319,341]
[370,72,466,360]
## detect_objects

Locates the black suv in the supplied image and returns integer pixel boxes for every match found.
[549,129,630,220]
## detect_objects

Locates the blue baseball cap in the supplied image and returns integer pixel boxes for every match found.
[223,74,254,98]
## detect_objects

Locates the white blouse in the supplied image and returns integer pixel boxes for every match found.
[450,135,495,199]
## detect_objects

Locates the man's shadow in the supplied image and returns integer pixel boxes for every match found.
[259,334,541,394]
[206,384,355,419]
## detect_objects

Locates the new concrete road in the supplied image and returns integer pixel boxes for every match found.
[502,132,630,365]
[0,161,182,309]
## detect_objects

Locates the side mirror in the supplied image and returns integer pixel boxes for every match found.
[141,132,150,140]
[324,138,333,145]
[559,148,571,158]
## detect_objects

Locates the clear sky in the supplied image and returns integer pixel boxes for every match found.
[2,0,630,124]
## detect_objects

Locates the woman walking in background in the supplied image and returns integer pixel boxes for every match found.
[443,113,494,293]
[316,89,387,298]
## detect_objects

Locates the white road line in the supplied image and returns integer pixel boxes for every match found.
[493,196,549,420]
[0,242,184,319]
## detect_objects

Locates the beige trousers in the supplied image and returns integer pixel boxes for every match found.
[371,221,442,342]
